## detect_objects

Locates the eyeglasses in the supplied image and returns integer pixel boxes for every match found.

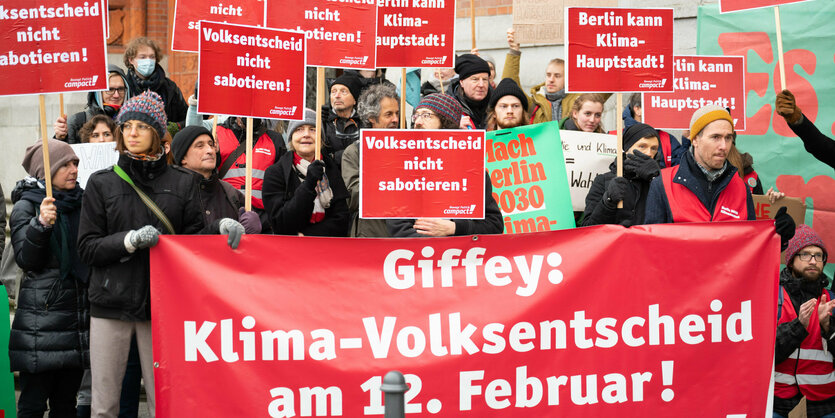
[411,112,437,123]
[797,253,826,262]
[104,87,126,95]
[120,122,153,134]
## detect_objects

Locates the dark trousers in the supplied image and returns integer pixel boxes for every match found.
[118,336,141,418]
[18,368,84,418]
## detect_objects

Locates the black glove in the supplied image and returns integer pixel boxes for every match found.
[774,206,796,251]
[303,160,326,189]
[602,177,629,209]
[623,150,661,181]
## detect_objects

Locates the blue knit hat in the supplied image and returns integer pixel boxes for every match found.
[116,90,167,137]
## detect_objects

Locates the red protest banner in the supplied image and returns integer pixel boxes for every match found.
[565,8,673,93]
[265,0,377,69]
[719,0,813,13]
[376,0,455,67]
[0,0,108,96]
[172,0,266,52]
[151,221,778,417]
[360,129,486,219]
[643,56,746,131]
[197,21,306,120]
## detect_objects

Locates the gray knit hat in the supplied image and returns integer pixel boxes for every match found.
[287,108,317,136]
[22,139,79,180]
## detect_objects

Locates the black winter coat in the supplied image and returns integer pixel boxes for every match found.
[59,64,129,144]
[320,106,361,167]
[262,152,351,237]
[582,161,653,227]
[9,180,88,373]
[78,154,209,321]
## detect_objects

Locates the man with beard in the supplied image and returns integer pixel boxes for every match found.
[452,54,493,129]
[341,84,400,237]
[774,225,835,418]
[486,78,529,131]
[323,73,364,165]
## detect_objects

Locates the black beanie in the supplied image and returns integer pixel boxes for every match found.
[455,54,491,81]
[489,78,528,109]
[332,73,363,102]
[622,123,659,151]
[172,126,213,166]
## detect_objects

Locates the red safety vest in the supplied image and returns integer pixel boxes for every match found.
[774,288,835,401]
[216,126,277,210]
[660,165,748,222]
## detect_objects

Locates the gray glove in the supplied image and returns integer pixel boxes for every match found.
[128,225,160,250]
[219,218,245,249]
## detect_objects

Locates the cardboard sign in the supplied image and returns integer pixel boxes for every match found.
[559,130,617,211]
[375,0,455,67]
[511,0,616,45]
[360,129,485,219]
[565,7,674,93]
[265,0,377,69]
[0,0,109,96]
[719,0,813,13]
[151,221,779,417]
[197,21,306,120]
[172,0,266,52]
[485,122,575,233]
[643,55,746,131]
[70,142,119,189]
[753,195,806,225]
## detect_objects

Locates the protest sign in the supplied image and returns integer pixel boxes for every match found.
[360,129,485,219]
[70,142,119,189]
[559,130,616,212]
[485,122,575,233]
[265,0,377,69]
[753,195,806,225]
[511,0,616,45]
[0,294,14,418]
[719,0,813,13]
[0,0,108,96]
[565,7,673,93]
[151,221,779,417]
[172,0,266,52]
[197,21,306,120]
[375,0,455,67]
[644,56,746,131]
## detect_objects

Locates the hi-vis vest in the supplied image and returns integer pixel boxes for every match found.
[775,287,835,401]
[217,126,276,210]
[660,165,748,222]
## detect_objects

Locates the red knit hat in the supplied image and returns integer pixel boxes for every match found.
[416,93,463,126]
[785,224,827,265]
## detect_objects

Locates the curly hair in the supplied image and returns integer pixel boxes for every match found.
[357,83,400,127]
[79,114,117,143]
[123,37,163,70]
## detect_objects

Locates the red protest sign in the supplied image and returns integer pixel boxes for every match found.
[0,0,108,96]
[360,129,485,219]
[720,0,813,13]
[643,56,746,131]
[151,221,778,417]
[376,0,455,67]
[565,7,673,93]
[265,0,377,69]
[197,21,306,120]
[172,0,266,52]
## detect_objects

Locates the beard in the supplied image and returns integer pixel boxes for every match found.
[793,265,823,281]
[496,114,523,129]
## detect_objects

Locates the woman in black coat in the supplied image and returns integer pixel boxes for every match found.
[262,109,351,237]
[10,139,88,417]
[582,123,664,227]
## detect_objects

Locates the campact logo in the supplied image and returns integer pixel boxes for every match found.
[339,56,368,65]
[421,56,448,65]
[270,106,298,117]
[64,75,100,88]
[638,79,667,89]
[443,204,477,216]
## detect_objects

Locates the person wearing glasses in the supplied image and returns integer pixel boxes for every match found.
[774,225,835,418]
[485,78,529,131]
[53,64,130,144]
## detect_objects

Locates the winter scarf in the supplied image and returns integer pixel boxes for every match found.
[293,153,333,223]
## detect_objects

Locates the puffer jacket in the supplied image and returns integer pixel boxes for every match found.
[78,153,209,321]
[9,178,88,373]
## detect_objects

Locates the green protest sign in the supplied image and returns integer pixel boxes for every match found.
[0,286,16,418]
[486,121,575,234]
[698,1,835,276]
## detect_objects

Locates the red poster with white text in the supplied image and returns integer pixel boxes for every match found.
[644,56,746,131]
[265,0,377,69]
[565,7,673,93]
[0,0,108,96]
[376,0,456,67]
[719,0,813,13]
[151,221,779,417]
[360,129,485,219]
[197,21,305,120]
[172,0,266,52]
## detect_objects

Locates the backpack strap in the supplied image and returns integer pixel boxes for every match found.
[778,285,784,322]
[218,139,248,179]
[113,165,176,235]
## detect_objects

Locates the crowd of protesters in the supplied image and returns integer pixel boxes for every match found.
[0,29,831,417]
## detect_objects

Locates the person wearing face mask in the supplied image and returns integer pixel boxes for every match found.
[122,37,188,127]
[54,64,130,144]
